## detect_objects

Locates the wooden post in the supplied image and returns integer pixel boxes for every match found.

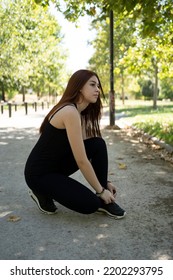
[1,103,4,114]
[34,102,37,112]
[8,102,12,118]
[24,102,28,115]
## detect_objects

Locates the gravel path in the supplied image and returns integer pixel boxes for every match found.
[0,109,173,260]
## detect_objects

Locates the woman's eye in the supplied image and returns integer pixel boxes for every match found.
[90,83,100,88]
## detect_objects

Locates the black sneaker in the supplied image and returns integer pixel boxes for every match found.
[29,189,58,215]
[97,202,126,219]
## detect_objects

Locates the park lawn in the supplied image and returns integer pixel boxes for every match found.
[116,100,173,146]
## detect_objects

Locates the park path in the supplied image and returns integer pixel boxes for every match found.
[0,108,173,260]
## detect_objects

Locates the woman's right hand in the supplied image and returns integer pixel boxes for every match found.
[100,189,115,204]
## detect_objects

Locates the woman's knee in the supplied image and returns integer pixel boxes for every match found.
[96,137,106,150]
[78,196,101,214]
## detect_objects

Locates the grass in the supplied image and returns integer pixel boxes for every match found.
[115,100,173,146]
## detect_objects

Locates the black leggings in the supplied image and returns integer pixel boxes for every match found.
[26,137,108,214]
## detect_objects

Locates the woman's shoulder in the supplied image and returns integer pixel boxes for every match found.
[59,103,77,111]
[62,103,77,110]
[62,103,80,119]
[59,104,81,131]
[49,103,80,129]
[50,103,77,119]
[59,103,78,116]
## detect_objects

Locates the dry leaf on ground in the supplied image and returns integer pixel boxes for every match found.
[118,163,127,169]
[7,215,21,222]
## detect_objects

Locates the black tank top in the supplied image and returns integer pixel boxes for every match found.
[24,104,76,176]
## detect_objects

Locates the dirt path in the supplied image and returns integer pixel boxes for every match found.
[0,111,173,260]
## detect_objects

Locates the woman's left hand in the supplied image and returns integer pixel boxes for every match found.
[107,181,117,198]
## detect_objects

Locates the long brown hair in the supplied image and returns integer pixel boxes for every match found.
[40,69,105,136]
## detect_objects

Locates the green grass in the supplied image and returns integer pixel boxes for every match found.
[115,100,173,146]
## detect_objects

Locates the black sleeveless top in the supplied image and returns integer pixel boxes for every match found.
[24,104,76,177]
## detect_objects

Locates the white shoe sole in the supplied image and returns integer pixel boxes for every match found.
[97,208,126,219]
[29,190,58,215]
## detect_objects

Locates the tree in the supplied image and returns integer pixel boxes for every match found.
[139,79,154,100]
[88,14,137,101]
[35,1,173,113]
[36,0,173,39]
[0,0,67,101]
[161,78,173,100]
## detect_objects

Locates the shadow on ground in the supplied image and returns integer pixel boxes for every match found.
[0,127,173,260]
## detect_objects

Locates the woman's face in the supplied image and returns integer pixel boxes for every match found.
[80,75,100,104]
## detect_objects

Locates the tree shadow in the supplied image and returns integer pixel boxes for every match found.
[0,127,173,260]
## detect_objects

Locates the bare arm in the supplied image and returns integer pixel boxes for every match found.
[63,107,102,192]
[62,107,115,203]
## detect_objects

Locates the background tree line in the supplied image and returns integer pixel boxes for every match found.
[51,0,173,107]
[0,0,68,102]
[1,0,173,105]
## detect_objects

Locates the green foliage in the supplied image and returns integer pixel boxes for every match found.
[34,1,173,102]
[138,79,154,100]
[88,15,136,95]
[116,100,173,145]
[87,9,173,102]
[35,1,173,40]
[161,78,173,100]
[0,0,67,101]
[52,0,173,39]
[134,119,173,146]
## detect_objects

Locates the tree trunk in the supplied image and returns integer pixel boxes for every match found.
[37,91,40,100]
[121,70,125,105]
[22,86,25,102]
[153,64,158,109]
[48,86,51,103]
[1,82,6,101]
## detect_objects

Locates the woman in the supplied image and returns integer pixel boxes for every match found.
[24,69,126,219]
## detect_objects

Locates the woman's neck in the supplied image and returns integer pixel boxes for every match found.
[76,101,89,113]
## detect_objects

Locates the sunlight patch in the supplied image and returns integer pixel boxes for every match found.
[0,141,8,145]
[0,211,12,218]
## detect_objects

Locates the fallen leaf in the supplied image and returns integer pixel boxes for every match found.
[143,155,155,160]
[7,215,21,222]
[118,163,127,170]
